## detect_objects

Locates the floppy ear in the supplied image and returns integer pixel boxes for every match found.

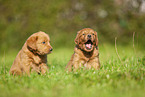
[95,31,99,46]
[27,34,38,50]
[75,31,81,45]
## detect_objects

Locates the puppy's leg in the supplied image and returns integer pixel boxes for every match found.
[73,60,85,71]
[22,64,31,76]
[88,57,100,70]
[30,63,40,74]
[40,63,49,74]
[9,68,22,76]
[33,56,41,64]
[84,63,91,70]
[91,62,100,70]
[73,62,79,72]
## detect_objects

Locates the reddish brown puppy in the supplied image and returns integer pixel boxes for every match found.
[66,28,100,72]
[9,31,53,75]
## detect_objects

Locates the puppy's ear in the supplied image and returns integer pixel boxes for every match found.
[75,31,80,45]
[27,34,38,50]
[95,31,99,46]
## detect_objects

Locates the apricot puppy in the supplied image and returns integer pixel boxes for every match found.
[9,31,53,75]
[66,28,100,71]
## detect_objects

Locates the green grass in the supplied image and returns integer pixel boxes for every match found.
[0,44,145,97]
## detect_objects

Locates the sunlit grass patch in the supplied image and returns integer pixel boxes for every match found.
[0,44,145,97]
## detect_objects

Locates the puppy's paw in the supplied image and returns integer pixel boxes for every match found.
[9,69,22,76]
[33,56,41,64]
[40,63,49,74]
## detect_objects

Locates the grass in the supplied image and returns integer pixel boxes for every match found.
[0,44,145,97]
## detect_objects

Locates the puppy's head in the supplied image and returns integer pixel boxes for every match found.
[27,31,53,55]
[75,28,98,52]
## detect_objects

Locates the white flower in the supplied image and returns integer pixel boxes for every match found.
[106,74,109,79]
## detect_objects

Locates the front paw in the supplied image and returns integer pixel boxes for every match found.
[33,56,41,64]
[40,63,49,74]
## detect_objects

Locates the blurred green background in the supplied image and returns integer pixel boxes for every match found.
[0,0,145,53]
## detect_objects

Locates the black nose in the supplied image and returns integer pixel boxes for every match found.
[88,35,91,38]
[49,48,53,51]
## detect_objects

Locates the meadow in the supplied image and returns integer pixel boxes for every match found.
[0,43,145,97]
[0,0,145,97]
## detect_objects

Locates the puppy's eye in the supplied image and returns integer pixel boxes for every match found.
[92,34,94,35]
[42,42,45,44]
[83,34,85,35]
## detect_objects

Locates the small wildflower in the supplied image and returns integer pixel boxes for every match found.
[106,74,109,79]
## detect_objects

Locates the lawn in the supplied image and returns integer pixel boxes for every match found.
[0,44,145,97]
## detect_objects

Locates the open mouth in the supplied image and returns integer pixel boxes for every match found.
[85,40,93,50]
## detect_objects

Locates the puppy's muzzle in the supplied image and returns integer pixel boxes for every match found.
[87,34,91,39]
[49,48,53,52]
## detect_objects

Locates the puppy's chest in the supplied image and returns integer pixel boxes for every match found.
[79,53,95,62]
[32,55,47,64]
[75,52,97,65]
[82,58,93,64]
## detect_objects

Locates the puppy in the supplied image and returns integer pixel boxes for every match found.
[66,28,100,72]
[9,31,53,75]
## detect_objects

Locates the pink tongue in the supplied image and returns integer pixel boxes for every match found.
[86,44,92,49]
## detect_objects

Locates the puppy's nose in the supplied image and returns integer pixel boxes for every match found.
[88,35,91,38]
[49,48,53,51]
